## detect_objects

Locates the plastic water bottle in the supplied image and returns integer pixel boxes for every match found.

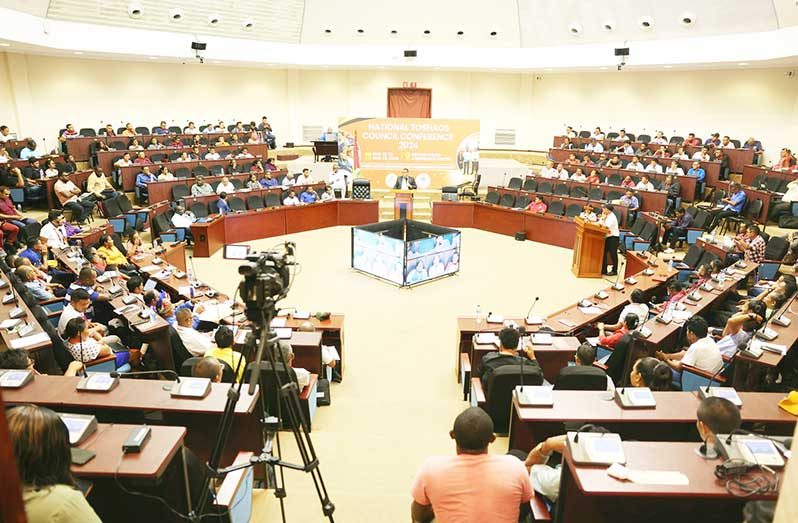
[668,258,673,269]
[187,268,194,286]
[475,305,482,325]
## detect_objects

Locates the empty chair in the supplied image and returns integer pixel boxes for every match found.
[168,126,182,134]
[247,195,264,209]
[578,130,591,138]
[135,126,149,135]
[230,178,243,190]
[116,194,134,213]
[751,174,765,189]
[264,193,281,207]
[607,173,622,186]
[110,140,126,150]
[192,165,209,177]
[682,245,705,268]
[692,209,711,229]
[175,167,190,178]
[522,178,537,192]
[171,184,190,201]
[606,190,623,201]
[588,187,604,201]
[637,134,651,143]
[565,204,582,218]
[626,133,636,142]
[669,135,683,144]
[471,364,543,433]
[548,200,565,216]
[210,165,224,175]
[570,186,588,199]
[553,183,569,196]
[696,251,719,269]
[514,194,531,209]
[441,186,459,202]
[507,177,523,190]
[730,139,741,148]
[498,193,515,208]
[79,128,96,137]
[537,181,553,194]
[208,200,220,214]
[765,177,783,193]
[484,191,500,205]
[150,153,165,163]
[102,197,122,218]
[228,197,246,211]
[189,201,209,218]
[778,179,790,194]
[607,132,619,140]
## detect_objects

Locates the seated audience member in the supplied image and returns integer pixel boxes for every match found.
[168,136,184,148]
[410,407,533,523]
[171,206,196,240]
[735,224,766,263]
[275,340,312,388]
[282,172,296,187]
[192,356,225,382]
[0,124,11,142]
[606,155,622,168]
[133,151,151,164]
[215,176,235,194]
[205,326,246,381]
[123,275,145,305]
[125,230,146,257]
[328,164,347,197]
[321,185,336,201]
[245,173,261,190]
[191,175,214,196]
[175,308,210,356]
[682,133,701,147]
[586,169,601,184]
[114,152,133,169]
[44,159,60,178]
[17,265,62,300]
[656,316,723,382]
[665,160,685,177]
[62,317,116,364]
[0,348,83,376]
[715,300,766,358]
[66,267,112,311]
[554,163,569,180]
[591,127,605,140]
[260,172,280,188]
[296,168,314,185]
[0,146,11,163]
[651,131,668,145]
[570,168,587,182]
[19,139,41,160]
[602,290,649,333]
[283,190,300,206]
[696,397,742,452]
[653,145,669,158]
[706,182,746,232]
[184,122,199,134]
[135,166,157,202]
[743,137,764,164]
[300,187,319,204]
[692,146,710,162]
[216,192,231,215]
[539,160,557,178]
[661,207,693,250]
[147,137,163,150]
[597,313,638,349]
[626,157,645,172]
[96,234,134,272]
[629,357,673,391]
[619,190,639,220]
[620,176,635,189]
[671,146,689,160]
[617,142,634,155]
[54,173,95,224]
[39,211,69,250]
[579,203,597,221]
[768,178,798,222]
[476,327,540,388]
[0,185,36,230]
[228,159,243,175]
[644,159,663,174]
[585,138,603,153]
[525,195,547,214]
[120,123,136,136]
[563,126,576,138]
[238,147,255,160]
[86,168,119,199]
[153,121,169,135]
[263,157,278,171]
[662,174,681,216]
[247,130,261,144]
[654,280,688,313]
[7,405,102,522]
[553,342,607,390]
[635,175,654,191]
[687,161,706,183]
[157,165,174,181]
[215,135,230,147]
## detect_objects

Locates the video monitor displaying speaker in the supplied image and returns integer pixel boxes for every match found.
[351,228,405,285]
[404,232,461,285]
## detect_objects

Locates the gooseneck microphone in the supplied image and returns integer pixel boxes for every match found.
[110,369,181,391]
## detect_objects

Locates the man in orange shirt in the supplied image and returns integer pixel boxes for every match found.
[410,407,533,523]
[525,195,547,213]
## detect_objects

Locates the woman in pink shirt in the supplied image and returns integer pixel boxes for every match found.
[586,169,602,184]
[525,195,548,214]
[621,176,635,189]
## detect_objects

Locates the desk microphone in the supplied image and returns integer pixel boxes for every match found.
[110,369,181,391]
[188,255,199,287]
[516,326,528,392]
[525,297,540,323]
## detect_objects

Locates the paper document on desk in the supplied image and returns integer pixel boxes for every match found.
[270,317,287,328]
[321,345,340,365]
[760,343,788,356]
[198,301,234,323]
[672,310,693,322]
[586,337,600,347]
[578,306,603,315]
[474,333,498,345]
[606,463,689,486]
[9,332,50,349]
[139,265,160,273]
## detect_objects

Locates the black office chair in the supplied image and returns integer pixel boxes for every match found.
[514,195,531,210]
[682,245,705,268]
[696,251,719,270]
[553,183,569,196]
[669,135,683,144]
[192,165,209,177]
[190,202,209,218]
[606,190,623,201]
[172,184,190,201]
[210,165,224,175]
[79,128,96,137]
[473,365,543,434]
[637,134,651,144]
[498,193,515,208]
[247,195,264,210]
[548,200,564,216]
[135,126,149,135]
[565,204,582,218]
[484,191,500,205]
[264,193,281,208]
[607,132,619,140]
[537,181,553,194]
[522,178,537,192]
[244,361,312,430]
[228,197,246,212]
[607,174,622,186]
[570,186,588,199]
[765,177,782,193]
[179,357,236,383]
[230,179,243,190]
[553,366,608,391]
[588,187,604,201]
[175,167,190,178]
[507,177,523,190]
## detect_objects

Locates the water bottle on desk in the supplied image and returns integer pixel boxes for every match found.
[187,268,195,287]
[475,304,482,325]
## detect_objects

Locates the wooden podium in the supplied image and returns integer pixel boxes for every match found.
[394,190,414,220]
[571,217,607,278]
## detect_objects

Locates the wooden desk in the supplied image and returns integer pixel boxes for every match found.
[508,390,796,451]
[3,375,260,473]
[235,329,324,375]
[283,313,346,376]
[119,158,268,193]
[0,272,56,373]
[696,237,733,262]
[97,143,268,176]
[521,175,669,212]
[742,164,798,187]
[42,170,92,210]
[191,200,380,258]
[471,336,581,384]
[69,223,113,248]
[556,441,780,523]
[312,140,338,162]
[556,163,699,203]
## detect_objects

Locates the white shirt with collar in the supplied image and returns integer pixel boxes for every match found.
[651,137,668,145]
[328,171,346,191]
[721,142,737,149]
[175,324,212,357]
[570,173,587,182]
[619,303,649,324]
[682,335,723,374]
[586,143,604,153]
[635,181,655,191]
[645,163,663,174]
[283,196,300,206]
[171,212,196,228]
[666,166,685,176]
[205,152,221,160]
[294,366,311,389]
[296,174,314,185]
[216,181,236,194]
[40,222,68,249]
[601,211,619,237]
[555,168,569,180]
[539,167,558,179]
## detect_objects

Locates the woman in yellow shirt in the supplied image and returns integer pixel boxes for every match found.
[96,234,135,272]
[205,326,246,381]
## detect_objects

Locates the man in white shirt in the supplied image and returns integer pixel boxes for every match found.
[184,121,199,134]
[656,316,723,381]
[204,147,221,161]
[720,136,736,149]
[328,164,347,198]
[600,204,620,276]
[692,147,710,161]
[191,176,214,197]
[635,175,655,191]
[277,340,310,388]
[554,163,569,180]
[236,148,254,159]
[666,161,685,176]
[616,129,631,142]
[539,160,557,178]
[585,138,604,153]
[627,157,645,172]
[175,308,212,357]
[215,176,236,194]
[283,190,300,206]
[171,206,197,228]
[296,168,314,186]
[564,126,577,139]
[39,211,69,250]
[651,131,668,145]
[644,159,663,174]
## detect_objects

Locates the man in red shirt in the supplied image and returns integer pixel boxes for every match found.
[0,186,37,230]
[411,407,533,523]
[525,195,548,213]
[597,313,639,348]
[133,151,153,165]
[682,133,701,147]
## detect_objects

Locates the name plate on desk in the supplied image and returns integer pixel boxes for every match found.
[567,432,626,466]
[515,386,553,407]
[76,373,120,392]
[0,369,33,388]
[2,293,16,304]
[615,387,656,409]
[170,377,212,398]
[486,313,504,324]
[698,387,742,407]
[58,413,98,445]
[474,332,498,345]
[525,316,544,325]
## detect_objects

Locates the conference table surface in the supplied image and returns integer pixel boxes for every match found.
[742,163,798,186]
[508,389,796,450]
[470,336,581,384]
[489,186,630,225]
[64,131,259,161]
[96,143,268,176]
[74,423,186,479]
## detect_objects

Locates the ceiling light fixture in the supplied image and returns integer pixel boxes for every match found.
[242,18,255,31]
[324,28,332,34]
[169,8,183,22]
[639,16,654,30]
[568,23,583,36]
[423,29,431,36]
[208,14,221,26]
[389,29,398,36]
[127,2,142,19]
[456,30,465,38]
[738,62,749,66]
[603,20,615,32]
[356,28,365,35]
[680,12,695,26]
[489,30,498,39]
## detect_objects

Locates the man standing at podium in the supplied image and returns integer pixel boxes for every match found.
[394,168,417,190]
[599,204,620,276]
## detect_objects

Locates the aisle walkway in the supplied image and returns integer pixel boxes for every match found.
[194,227,605,521]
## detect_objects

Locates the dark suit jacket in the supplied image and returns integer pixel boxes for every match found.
[394,175,417,190]
[553,365,608,391]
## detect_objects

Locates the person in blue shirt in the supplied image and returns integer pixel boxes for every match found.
[620,189,640,224]
[299,188,319,204]
[216,192,231,214]
[152,121,170,135]
[135,166,157,202]
[259,172,279,188]
[18,139,39,160]
[686,161,705,182]
[707,182,747,232]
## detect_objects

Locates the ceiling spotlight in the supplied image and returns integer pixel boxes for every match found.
[208,14,221,26]
[324,28,332,34]
[423,29,431,36]
[127,2,143,19]
[389,29,398,36]
[639,16,654,30]
[602,20,615,32]
[168,8,183,22]
[680,12,695,26]
[242,18,255,31]
[356,28,365,35]
[456,30,465,38]
[568,23,583,35]
[489,30,498,38]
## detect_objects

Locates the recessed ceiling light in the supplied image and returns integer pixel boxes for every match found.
[489,30,498,38]
[324,28,332,34]
[149,56,158,60]
[568,23,583,35]
[456,30,464,37]
[423,29,431,36]
[356,28,365,35]
[680,12,695,26]
[127,2,142,19]
[169,8,183,22]
[208,14,221,26]
[603,21,615,32]
[664,65,673,68]
[738,62,749,66]
[242,18,255,31]
[389,29,398,36]
[73,51,83,55]
[639,16,654,29]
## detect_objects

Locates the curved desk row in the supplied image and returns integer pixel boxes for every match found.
[190,199,380,257]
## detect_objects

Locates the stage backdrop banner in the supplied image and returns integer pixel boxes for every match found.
[337,117,480,190]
